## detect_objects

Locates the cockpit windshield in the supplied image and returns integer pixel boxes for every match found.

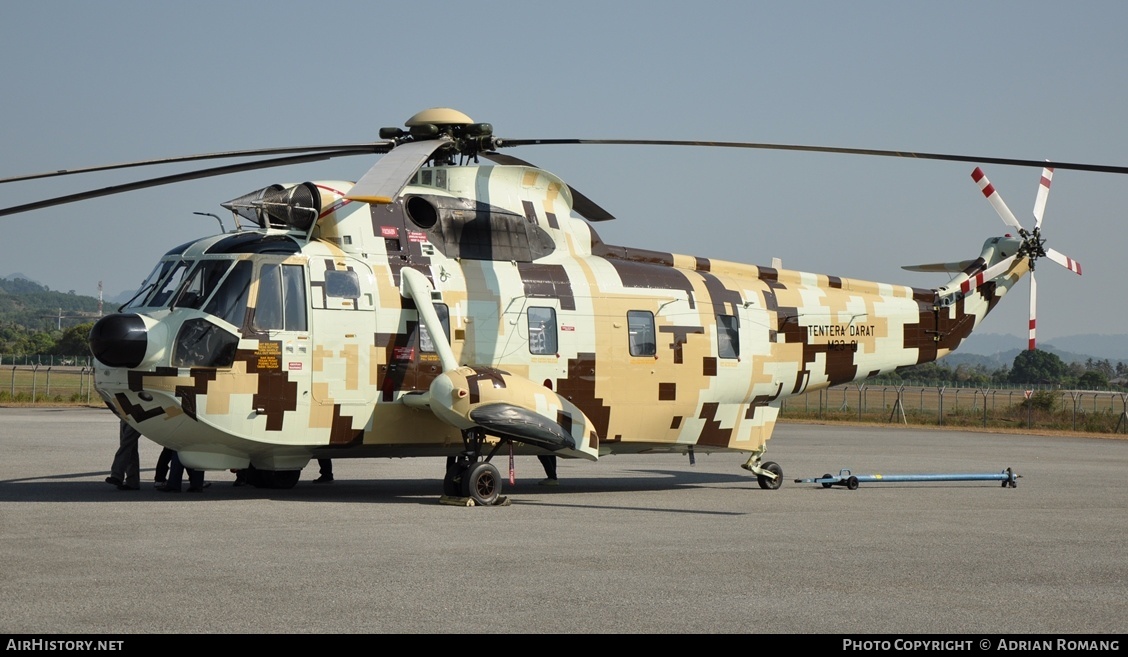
[148,262,191,308]
[120,259,178,311]
[117,255,304,337]
[172,260,234,311]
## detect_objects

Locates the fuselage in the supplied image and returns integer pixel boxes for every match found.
[91,164,1021,471]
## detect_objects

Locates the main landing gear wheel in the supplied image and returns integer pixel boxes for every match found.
[757,461,784,490]
[461,461,501,506]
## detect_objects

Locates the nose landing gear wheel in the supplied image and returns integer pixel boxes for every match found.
[461,461,501,506]
[757,461,783,490]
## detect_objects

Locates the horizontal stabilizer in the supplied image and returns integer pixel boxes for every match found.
[469,404,576,451]
[902,260,976,273]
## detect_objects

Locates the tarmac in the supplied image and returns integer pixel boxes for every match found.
[0,407,1124,634]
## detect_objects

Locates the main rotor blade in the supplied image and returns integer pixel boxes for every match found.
[494,138,1128,175]
[0,143,393,185]
[479,151,615,221]
[1028,272,1038,351]
[346,139,450,204]
[0,148,382,218]
[971,167,1024,231]
[1033,166,1053,230]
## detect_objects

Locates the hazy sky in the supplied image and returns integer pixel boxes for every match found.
[2,1,1125,344]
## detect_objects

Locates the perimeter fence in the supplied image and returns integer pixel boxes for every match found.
[780,383,1128,434]
[2,365,97,404]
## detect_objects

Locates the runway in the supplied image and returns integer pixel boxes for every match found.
[0,407,1124,634]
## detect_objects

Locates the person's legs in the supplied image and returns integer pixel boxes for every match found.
[186,468,205,492]
[110,422,140,489]
[159,452,185,492]
[314,459,334,483]
[155,447,173,483]
[537,454,558,485]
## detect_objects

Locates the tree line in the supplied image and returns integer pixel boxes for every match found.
[882,350,1126,390]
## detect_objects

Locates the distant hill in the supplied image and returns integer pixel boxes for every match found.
[0,277,102,331]
[957,332,1127,365]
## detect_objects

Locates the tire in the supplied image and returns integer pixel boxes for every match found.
[757,461,784,490]
[461,461,501,506]
[821,473,834,489]
[846,476,859,491]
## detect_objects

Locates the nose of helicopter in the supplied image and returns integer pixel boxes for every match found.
[89,313,148,368]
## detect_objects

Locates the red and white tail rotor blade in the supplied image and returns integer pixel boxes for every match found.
[959,253,1018,294]
[972,167,1024,231]
[1032,166,1053,230]
[1028,272,1038,351]
[1044,248,1082,275]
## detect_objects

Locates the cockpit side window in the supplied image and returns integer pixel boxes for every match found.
[255,264,284,330]
[203,261,252,328]
[254,262,308,332]
[282,264,307,332]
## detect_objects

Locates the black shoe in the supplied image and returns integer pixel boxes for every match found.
[117,483,140,491]
[186,486,203,493]
[156,485,180,493]
[313,475,334,483]
[105,476,123,487]
[154,478,167,484]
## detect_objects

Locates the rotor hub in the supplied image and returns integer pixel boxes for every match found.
[379,108,496,163]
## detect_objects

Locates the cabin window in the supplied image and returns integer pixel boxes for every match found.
[419,304,450,353]
[717,314,740,359]
[255,263,308,332]
[528,307,558,355]
[325,269,361,299]
[627,310,656,357]
[204,261,252,327]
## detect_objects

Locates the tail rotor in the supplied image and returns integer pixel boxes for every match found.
[969,166,1082,350]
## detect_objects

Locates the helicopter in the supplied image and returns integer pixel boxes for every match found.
[1,107,1116,505]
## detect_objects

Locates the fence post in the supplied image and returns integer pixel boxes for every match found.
[937,386,945,426]
[31,365,39,403]
[858,384,866,421]
[9,365,15,398]
[888,385,907,424]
